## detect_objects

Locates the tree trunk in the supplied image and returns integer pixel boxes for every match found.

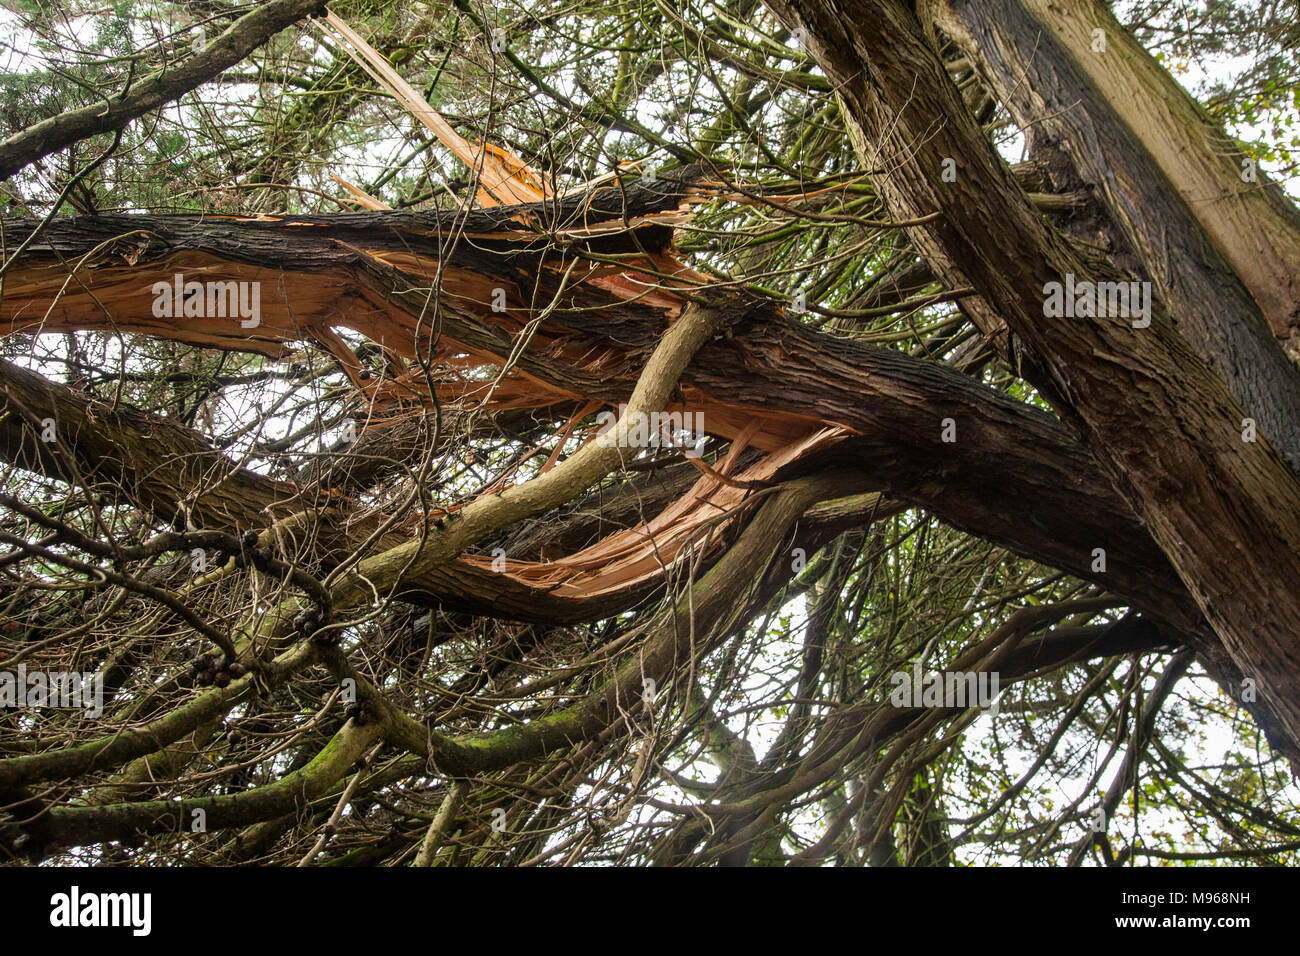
[929,0,1300,353]
[928,0,1300,469]
[766,0,1300,762]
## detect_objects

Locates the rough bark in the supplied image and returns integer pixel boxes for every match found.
[928,0,1300,468]
[766,0,1300,762]
[928,0,1300,352]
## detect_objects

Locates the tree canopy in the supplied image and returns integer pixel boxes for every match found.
[0,0,1297,867]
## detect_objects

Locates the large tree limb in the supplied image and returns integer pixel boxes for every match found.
[0,357,295,529]
[0,0,330,181]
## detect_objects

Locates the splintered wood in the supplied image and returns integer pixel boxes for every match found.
[0,14,846,608]
[0,184,847,606]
